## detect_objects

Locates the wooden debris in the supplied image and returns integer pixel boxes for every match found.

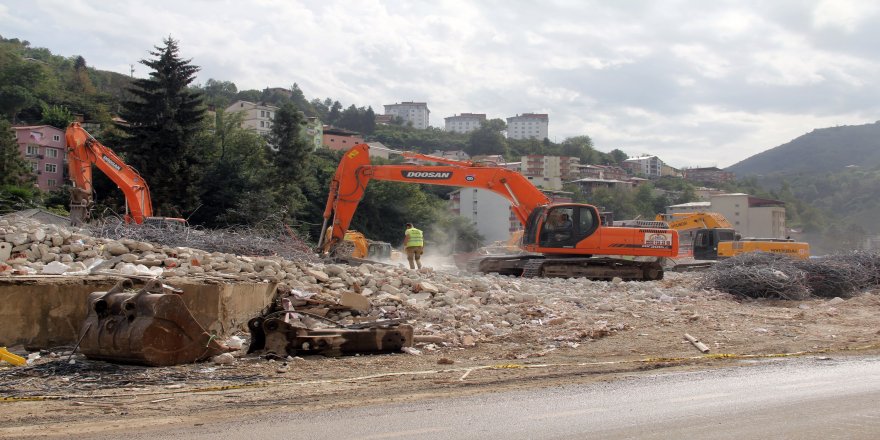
[684,333,710,353]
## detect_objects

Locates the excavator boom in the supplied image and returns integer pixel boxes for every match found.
[65,122,154,225]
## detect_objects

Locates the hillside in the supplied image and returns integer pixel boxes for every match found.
[726,122,880,177]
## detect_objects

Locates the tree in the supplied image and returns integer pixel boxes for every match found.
[201,78,237,108]
[39,103,74,129]
[327,101,342,125]
[0,118,33,186]
[118,37,205,217]
[268,103,312,218]
[466,118,507,156]
[608,149,628,165]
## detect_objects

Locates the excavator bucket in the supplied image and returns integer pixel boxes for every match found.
[78,280,227,367]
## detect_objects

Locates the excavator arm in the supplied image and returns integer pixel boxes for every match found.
[65,122,153,225]
[319,143,550,252]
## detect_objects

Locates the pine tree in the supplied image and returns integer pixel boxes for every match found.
[268,103,311,219]
[118,37,205,216]
[0,118,34,186]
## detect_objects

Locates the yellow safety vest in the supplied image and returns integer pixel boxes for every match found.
[405,227,424,247]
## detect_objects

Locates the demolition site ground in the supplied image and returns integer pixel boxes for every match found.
[2,272,879,439]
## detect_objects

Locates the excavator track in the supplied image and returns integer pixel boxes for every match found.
[477,256,664,281]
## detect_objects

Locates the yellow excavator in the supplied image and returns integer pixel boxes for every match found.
[656,212,809,260]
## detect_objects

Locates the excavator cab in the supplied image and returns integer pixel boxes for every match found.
[524,204,600,249]
[692,228,737,260]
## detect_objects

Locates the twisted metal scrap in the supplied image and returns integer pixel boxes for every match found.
[702,251,880,300]
[822,251,880,289]
[88,216,318,262]
[701,252,810,300]
[793,258,870,298]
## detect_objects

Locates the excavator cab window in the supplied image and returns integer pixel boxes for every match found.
[522,207,544,246]
[539,205,599,248]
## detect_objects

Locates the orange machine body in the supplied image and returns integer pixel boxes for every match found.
[65,122,153,225]
[320,144,678,260]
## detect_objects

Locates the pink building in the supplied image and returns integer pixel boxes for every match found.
[13,125,66,191]
[322,126,364,151]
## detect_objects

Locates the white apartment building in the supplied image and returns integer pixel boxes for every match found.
[384,102,430,129]
[623,155,664,178]
[225,100,278,136]
[518,155,580,191]
[665,193,787,238]
[450,188,513,244]
[506,113,549,140]
[444,113,486,134]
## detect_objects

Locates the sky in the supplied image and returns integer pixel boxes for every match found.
[2,0,880,168]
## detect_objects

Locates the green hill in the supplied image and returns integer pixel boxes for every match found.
[727,122,880,177]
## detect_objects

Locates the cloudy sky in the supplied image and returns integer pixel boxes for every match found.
[3,0,879,167]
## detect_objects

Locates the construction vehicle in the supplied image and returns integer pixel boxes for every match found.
[318,144,679,280]
[64,122,185,227]
[655,212,809,261]
[693,229,810,260]
[341,230,393,260]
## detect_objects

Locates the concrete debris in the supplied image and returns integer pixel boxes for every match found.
[15,214,861,355]
[213,353,236,365]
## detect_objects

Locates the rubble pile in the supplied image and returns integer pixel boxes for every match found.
[89,217,318,263]
[0,215,315,279]
[275,262,713,352]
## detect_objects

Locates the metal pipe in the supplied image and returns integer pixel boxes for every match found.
[503,182,521,207]
[317,216,329,248]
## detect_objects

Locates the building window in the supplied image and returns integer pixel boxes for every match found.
[53,135,60,141]
[260,110,265,117]
[47,179,56,187]
[27,145,39,156]
[31,162,39,172]
[47,148,58,158]
[260,121,265,127]
[45,163,57,173]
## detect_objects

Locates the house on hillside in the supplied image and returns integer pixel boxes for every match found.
[225,100,278,136]
[12,125,66,191]
[322,126,364,151]
[683,167,735,184]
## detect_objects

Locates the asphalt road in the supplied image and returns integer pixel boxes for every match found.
[110,356,880,440]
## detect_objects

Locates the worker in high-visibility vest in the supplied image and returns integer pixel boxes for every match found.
[403,223,424,269]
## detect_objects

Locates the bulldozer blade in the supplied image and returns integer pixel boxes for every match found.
[78,280,227,367]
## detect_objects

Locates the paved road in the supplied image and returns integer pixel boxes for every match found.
[114,356,880,440]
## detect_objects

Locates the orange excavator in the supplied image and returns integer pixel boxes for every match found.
[65,122,182,227]
[319,144,679,280]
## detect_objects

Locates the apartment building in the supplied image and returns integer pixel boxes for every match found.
[518,155,580,190]
[665,193,787,238]
[225,100,278,136]
[384,102,430,129]
[13,125,66,191]
[506,113,549,140]
[444,113,486,134]
[623,155,664,178]
[449,188,572,244]
[303,117,323,150]
[575,164,628,181]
